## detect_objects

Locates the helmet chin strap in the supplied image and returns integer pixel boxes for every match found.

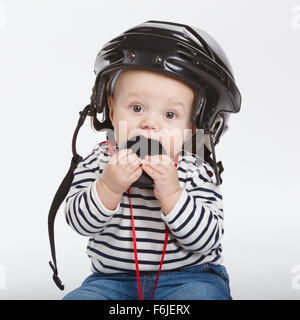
[208,131,222,186]
[73,104,96,156]
[48,104,94,290]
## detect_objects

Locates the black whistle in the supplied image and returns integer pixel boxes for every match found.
[120,135,166,187]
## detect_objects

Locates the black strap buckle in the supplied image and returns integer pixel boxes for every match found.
[79,104,96,117]
[49,261,65,291]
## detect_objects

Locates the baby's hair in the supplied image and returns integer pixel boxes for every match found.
[106,70,120,97]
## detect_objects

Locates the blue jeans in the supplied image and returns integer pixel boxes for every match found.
[63,263,232,300]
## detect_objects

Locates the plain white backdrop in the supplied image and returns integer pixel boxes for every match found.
[0,0,300,300]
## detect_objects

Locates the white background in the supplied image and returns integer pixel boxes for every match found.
[0,0,300,300]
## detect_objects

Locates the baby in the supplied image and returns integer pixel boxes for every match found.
[63,68,231,300]
[48,20,241,300]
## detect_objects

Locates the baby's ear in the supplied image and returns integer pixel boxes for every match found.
[107,96,114,120]
[107,95,113,108]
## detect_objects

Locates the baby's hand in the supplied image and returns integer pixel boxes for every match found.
[100,149,143,195]
[141,154,181,201]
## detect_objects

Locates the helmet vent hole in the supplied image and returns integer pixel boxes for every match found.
[177,50,194,63]
[176,42,199,56]
[212,120,221,136]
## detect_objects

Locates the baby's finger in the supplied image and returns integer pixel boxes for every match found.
[142,162,163,174]
[128,166,143,184]
[126,156,142,173]
[118,148,132,160]
[112,148,132,164]
[118,152,139,166]
[142,163,160,180]
[127,152,141,163]
[143,155,159,164]
[145,154,172,165]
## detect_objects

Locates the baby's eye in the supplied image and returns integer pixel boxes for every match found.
[165,111,177,119]
[130,104,144,113]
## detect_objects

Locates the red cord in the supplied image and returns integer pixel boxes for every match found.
[127,188,143,300]
[128,187,169,300]
[103,140,180,300]
[151,224,169,299]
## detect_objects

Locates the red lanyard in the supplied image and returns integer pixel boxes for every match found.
[128,187,169,300]
[100,140,178,300]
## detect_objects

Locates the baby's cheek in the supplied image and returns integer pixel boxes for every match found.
[161,133,184,158]
[172,137,185,156]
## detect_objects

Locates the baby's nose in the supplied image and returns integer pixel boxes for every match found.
[143,125,157,131]
[140,118,160,132]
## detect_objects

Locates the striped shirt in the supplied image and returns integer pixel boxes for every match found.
[65,143,224,274]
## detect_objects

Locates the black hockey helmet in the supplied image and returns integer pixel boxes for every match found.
[90,20,241,146]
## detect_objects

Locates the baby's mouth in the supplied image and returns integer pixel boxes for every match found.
[129,129,161,142]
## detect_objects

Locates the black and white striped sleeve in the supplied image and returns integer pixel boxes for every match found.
[161,162,224,254]
[64,146,120,236]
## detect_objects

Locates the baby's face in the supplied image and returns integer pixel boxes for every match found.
[107,69,196,158]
